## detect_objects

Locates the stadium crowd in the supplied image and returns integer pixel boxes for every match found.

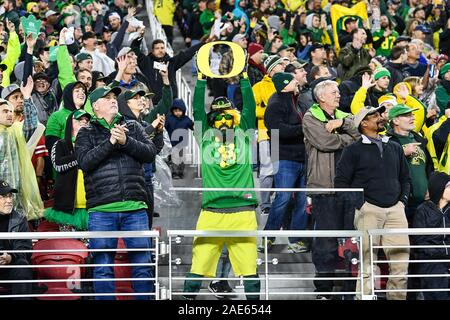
[0,0,450,301]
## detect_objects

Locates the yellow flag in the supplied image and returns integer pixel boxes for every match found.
[330,2,368,53]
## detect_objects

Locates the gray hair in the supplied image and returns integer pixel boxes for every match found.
[313,80,339,102]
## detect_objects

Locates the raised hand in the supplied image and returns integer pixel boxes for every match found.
[20,76,34,100]
[59,27,68,45]
[126,6,136,20]
[6,19,15,33]
[116,55,129,72]
[361,72,376,90]
[26,32,37,50]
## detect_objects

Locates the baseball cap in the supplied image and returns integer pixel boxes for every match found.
[310,43,325,52]
[73,109,91,120]
[33,72,50,82]
[394,36,411,45]
[0,180,18,195]
[388,104,418,121]
[117,47,133,58]
[211,96,233,111]
[354,106,386,130]
[76,52,93,62]
[119,89,146,101]
[45,10,58,19]
[288,59,308,69]
[276,44,295,54]
[108,12,122,21]
[232,33,246,43]
[439,63,450,79]
[414,25,431,34]
[344,17,357,25]
[1,84,21,100]
[89,86,122,104]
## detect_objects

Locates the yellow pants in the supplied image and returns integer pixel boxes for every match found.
[190,209,258,277]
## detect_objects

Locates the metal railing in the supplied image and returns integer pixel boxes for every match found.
[145,0,200,176]
[166,230,365,300]
[0,231,159,299]
[368,228,450,299]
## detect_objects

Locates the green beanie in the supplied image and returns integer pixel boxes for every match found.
[272,72,294,93]
[374,67,391,80]
[439,63,450,79]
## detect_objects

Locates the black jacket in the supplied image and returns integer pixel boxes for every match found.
[386,61,405,92]
[132,38,203,104]
[264,91,305,163]
[412,201,450,259]
[2,210,32,264]
[338,75,361,113]
[335,135,411,208]
[51,112,79,213]
[75,117,159,209]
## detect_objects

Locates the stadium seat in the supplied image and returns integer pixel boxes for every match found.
[32,239,88,300]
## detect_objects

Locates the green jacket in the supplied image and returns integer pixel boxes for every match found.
[0,30,20,88]
[338,43,372,81]
[57,45,93,115]
[142,84,173,124]
[372,29,399,57]
[436,84,450,116]
[193,77,258,209]
[199,9,215,35]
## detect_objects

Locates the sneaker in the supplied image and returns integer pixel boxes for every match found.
[316,294,331,300]
[219,280,237,298]
[182,294,196,300]
[208,281,225,299]
[260,208,270,216]
[288,241,309,253]
[257,239,273,253]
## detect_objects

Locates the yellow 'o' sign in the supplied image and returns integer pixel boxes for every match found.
[196,41,247,79]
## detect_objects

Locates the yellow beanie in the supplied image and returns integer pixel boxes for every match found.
[27,2,38,12]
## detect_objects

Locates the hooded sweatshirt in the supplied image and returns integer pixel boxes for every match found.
[165,99,194,147]
[45,82,87,153]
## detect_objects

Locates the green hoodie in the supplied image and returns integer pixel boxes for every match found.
[193,78,258,209]
[46,46,92,140]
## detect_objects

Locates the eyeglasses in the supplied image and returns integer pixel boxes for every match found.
[214,114,233,121]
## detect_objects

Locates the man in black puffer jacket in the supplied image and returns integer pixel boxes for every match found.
[262,72,309,253]
[75,86,160,300]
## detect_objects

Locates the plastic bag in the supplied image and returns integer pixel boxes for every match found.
[153,155,183,210]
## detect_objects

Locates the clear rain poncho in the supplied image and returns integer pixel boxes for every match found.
[0,122,44,220]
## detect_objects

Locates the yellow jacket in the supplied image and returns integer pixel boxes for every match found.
[425,115,447,171]
[253,75,276,142]
[154,0,176,26]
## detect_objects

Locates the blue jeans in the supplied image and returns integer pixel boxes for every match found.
[88,210,154,300]
[263,160,307,243]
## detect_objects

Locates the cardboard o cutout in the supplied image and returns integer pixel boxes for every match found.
[196,41,246,79]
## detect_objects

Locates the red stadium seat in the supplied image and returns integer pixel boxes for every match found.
[32,239,88,300]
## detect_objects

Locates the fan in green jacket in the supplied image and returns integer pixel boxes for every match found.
[183,71,261,300]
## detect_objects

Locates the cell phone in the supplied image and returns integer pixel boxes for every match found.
[153,61,167,72]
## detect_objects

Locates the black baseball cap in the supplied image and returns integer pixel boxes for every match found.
[310,43,325,52]
[0,180,18,195]
[120,89,146,101]
[344,17,357,25]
